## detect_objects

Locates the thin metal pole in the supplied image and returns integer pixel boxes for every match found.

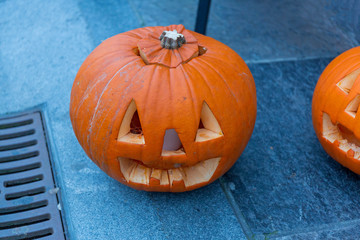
[195,0,212,35]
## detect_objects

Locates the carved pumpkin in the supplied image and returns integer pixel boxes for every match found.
[312,46,360,174]
[70,24,256,192]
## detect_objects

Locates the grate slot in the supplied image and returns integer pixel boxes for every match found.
[0,213,50,230]
[0,129,35,141]
[0,151,39,164]
[0,119,33,130]
[0,162,41,176]
[0,228,53,240]
[0,200,48,216]
[0,140,37,152]
[5,187,46,201]
[4,174,44,187]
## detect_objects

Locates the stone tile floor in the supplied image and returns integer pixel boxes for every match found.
[0,0,359,239]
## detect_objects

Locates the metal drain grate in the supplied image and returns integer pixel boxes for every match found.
[0,111,65,240]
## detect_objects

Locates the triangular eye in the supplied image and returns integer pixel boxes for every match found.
[337,68,360,94]
[195,102,223,142]
[345,94,360,118]
[117,100,145,144]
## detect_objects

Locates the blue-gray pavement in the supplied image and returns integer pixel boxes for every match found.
[228,59,360,239]
[0,0,359,239]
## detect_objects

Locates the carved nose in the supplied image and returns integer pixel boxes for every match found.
[162,129,182,151]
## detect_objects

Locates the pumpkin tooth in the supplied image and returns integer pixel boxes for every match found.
[349,142,360,155]
[182,157,220,187]
[150,168,162,180]
[129,164,150,185]
[347,149,355,158]
[150,168,162,185]
[168,168,185,190]
[168,169,183,185]
[339,140,351,152]
[160,170,169,185]
[149,170,161,185]
[119,157,137,182]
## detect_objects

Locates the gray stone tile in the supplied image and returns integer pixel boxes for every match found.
[223,58,360,238]
[277,221,360,240]
[207,0,358,62]
[325,0,360,45]
[147,184,246,240]
[77,0,141,46]
[128,0,197,31]
[129,0,359,62]
[0,1,245,239]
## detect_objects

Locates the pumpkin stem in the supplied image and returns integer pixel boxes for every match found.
[159,30,186,49]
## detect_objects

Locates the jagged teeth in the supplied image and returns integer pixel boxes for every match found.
[339,140,360,159]
[119,157,220,188]
[323,112,360,160]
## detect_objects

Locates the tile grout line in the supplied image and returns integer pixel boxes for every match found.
[126,0,145,27]
[263,218,360,239]
[244,55,337,65]
[219,177,255,240]
[220,173,360,240]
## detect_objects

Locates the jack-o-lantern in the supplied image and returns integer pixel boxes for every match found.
[312,46,360,174]
[70,25,256,192]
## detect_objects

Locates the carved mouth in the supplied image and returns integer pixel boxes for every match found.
[323,113,360,158]
[118,157,220,187]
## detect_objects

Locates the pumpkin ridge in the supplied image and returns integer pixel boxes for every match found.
[181,63,227,162]
[76,49,127,78]
[86,59,143,157]
[165,66,197,165]
[193,58,241,108]
[167,67,173,127]
[122,31,146,39]
[74,57,141,120]
[183,62,216,110]
[74,53,138,109]
[141,65,171,162]
[178,64,198,129]
[76,33,143,76]
[197,54,243,72]
[74,58,142,148]
[315,54,360,99]
[89,66,146,168]
[82,46,140,74]
[317,65,360,127]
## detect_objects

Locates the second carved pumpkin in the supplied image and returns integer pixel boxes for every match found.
[312,46,360,174]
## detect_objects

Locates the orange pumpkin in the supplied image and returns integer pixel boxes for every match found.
[312,46,360,174]
[70,24,256,192]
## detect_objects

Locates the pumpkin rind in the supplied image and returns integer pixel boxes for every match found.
[312,46,360,174]
[70,25,257,192]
